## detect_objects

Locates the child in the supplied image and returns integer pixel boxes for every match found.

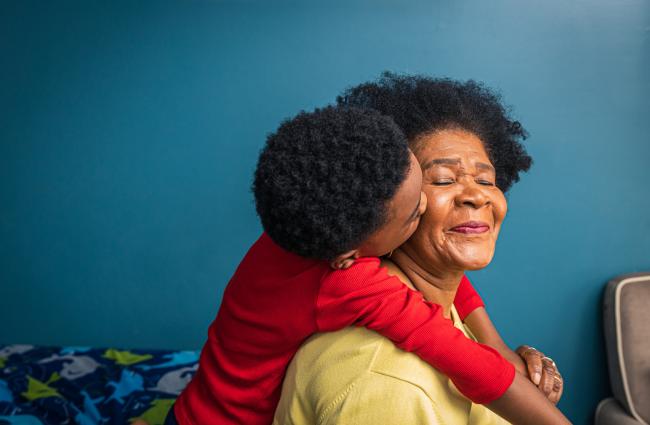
[173,106,516,425]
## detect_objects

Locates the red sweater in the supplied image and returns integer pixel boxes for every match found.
[175,233,514,425]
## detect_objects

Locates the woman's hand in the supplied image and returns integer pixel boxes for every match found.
[516,345,563,404]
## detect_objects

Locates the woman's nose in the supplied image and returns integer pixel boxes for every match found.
[455,183,490,209]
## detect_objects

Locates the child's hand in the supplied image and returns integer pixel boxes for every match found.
[516,345,563,404]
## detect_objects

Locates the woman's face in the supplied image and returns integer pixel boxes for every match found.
[403,128,507,272]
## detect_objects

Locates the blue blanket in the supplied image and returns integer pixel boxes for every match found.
[0,345,198,425]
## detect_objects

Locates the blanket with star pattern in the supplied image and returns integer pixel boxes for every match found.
[0,345,198,425]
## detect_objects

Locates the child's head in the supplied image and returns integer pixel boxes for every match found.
[253,106,427,269]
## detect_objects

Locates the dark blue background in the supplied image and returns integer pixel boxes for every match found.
[2,1,649,423]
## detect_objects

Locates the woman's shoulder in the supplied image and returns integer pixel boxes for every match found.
[286,328,384,393]
[295,323,463,409]
[368,315,468,399]
[306,327,475,425]
[279,326,447,425]
[274,327,385,423]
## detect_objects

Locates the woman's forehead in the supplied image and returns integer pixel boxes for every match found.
[415,129,492,166]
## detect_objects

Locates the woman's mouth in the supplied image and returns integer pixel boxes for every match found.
[449,221,490,234]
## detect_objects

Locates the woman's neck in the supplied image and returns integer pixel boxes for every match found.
[387,248,464,319]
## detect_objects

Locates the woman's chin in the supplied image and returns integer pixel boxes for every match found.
[449,249,495,271]
[460,260,493,271]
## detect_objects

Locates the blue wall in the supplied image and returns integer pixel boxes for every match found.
[1,1,649,423]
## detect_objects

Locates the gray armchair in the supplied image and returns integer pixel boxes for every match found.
[595,273,650,425]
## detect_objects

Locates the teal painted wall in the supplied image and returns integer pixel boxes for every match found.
[1,1,649,423]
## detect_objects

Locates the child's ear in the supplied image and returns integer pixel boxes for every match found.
[329,250,360,270]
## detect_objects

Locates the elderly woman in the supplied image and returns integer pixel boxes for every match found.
[272,74,568,424]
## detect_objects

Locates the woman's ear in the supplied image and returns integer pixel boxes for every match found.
[329,250,360,270]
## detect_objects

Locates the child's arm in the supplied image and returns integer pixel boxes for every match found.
[463,306,527,373]
[455,276,564,404]
[454,274,488,319]
[464,307,564,404]
[455,276,528,373]
[317,258,514,404]
[317,259,570,424]
[487,372,570,425]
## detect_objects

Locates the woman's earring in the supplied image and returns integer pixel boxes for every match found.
[388,250,394,258]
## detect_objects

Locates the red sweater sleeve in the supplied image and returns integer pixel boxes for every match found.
[454,274,485,320]
[316,258,514,404]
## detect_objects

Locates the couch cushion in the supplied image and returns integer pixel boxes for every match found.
[603,273,650,425]
[595,398,644,425]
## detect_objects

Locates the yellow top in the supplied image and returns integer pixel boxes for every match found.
[273,305,510,425]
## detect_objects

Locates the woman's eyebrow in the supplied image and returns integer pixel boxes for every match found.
[421,158,460,170]
[421,158,495,173]
[476,162,495,172]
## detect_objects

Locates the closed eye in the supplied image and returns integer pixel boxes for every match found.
[432,179,454,186]
[477,179,495,186]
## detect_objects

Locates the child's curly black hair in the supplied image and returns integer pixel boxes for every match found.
[337,72,532,192]
[253,106,411,260]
